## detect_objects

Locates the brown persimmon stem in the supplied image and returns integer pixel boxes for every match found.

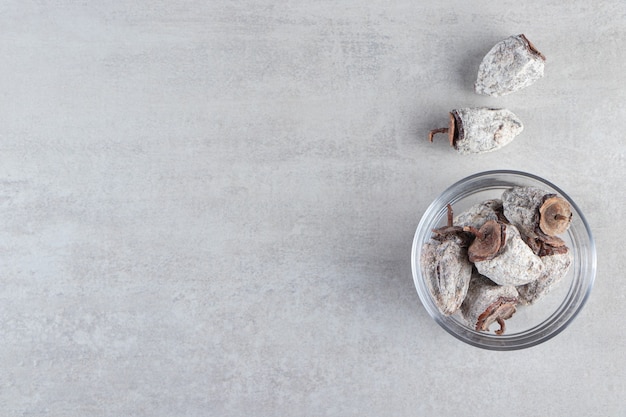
[495,318,506,335]
[520,34,546,61]
[462,226,482,239]
[446,204,453,227]
[554,214,568,221]
[428,128,449,142]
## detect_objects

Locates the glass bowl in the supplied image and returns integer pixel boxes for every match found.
[411,170,596,350]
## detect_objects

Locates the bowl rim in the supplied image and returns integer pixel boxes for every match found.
[410,169,596,350]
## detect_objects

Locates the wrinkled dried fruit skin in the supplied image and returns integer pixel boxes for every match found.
[453,108,524,154]
[502,186,572,239]
[475,34,545,97]
[473,223,544,286]
[453,199,504,229]
[517,251,572,305]
[461,272,519,334]
[421,236,473,316]
[521,233,568,257]
[502,186,547,236]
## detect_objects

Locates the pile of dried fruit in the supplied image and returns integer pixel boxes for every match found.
[420,186,572,335]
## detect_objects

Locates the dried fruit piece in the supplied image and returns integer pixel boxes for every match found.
[454,199,505,229]
[420,204,473,316]
[517,251,572,305]
[502,186,572,240]
[428,108,523,155]
[475,34,546,97]
[421,238,473,315]
[468,220,544,286]
[461,272,519,335]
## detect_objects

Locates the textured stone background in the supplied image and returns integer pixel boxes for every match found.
[1,1,625,416]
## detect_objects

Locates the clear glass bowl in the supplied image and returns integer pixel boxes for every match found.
[411,170,596,350]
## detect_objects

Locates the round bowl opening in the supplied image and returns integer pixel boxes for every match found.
[411,170,596,350]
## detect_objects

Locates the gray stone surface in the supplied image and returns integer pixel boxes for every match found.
[1,1,625,416]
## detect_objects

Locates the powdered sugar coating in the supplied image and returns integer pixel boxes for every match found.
[502,186,548,237]
[421,237,473,316]
[475,35,545,97]
[454,199,503,229]
[474,223,544,286]
[461,272,519,331]
[517,251,572,305]
[454,108,523,155]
